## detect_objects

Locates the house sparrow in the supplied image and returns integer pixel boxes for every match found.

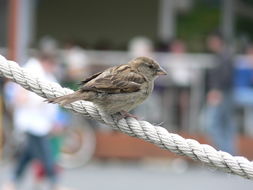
[48,57,167,118]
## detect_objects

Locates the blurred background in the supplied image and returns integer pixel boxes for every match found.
[0,0,253,189]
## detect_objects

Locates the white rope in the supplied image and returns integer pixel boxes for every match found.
[0,55,253,180]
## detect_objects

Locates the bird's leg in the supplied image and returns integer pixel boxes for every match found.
[119,110,139,120]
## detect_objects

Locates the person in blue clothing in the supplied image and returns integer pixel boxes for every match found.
[234,45,253,136]
[205,34,236,155]
[1,54,72,190]
[234,45,253,105]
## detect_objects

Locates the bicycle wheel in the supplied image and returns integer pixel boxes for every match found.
[58,118,96,169]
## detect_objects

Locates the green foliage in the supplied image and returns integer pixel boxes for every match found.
[237,16,253,40]
[177,1,220,51]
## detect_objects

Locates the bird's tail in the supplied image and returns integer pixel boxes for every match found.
[46,91,83,106]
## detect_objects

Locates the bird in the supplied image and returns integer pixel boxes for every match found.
[48,56,167,119]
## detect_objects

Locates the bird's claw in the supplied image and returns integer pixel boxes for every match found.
[113,111,139,121]
[120,111,139,120]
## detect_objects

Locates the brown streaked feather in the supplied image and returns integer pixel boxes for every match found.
[113,64,130,73]
[79,71,102,85]
[80,64,146,94]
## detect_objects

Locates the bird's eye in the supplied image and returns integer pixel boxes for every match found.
[148,65,154,69]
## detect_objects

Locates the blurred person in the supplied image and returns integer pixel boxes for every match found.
[32,109,70,189]
[234,45,253,136]
[1,54,70,190]
[205,34,236,155]
[62,43,90,89]
[128,36,154,58]
[39,36,59,55]
[168,40,192,87]
[166,39,192,131]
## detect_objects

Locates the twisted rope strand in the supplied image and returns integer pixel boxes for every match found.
[1,55,253,180]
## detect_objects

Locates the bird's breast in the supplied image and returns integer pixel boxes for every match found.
[93,82,153,114]
[145,81,154,96]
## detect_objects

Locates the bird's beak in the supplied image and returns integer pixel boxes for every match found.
[156,68,167,76]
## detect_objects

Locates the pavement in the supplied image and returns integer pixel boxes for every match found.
[0,159,252,190]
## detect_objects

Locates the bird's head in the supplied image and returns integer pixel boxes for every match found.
[130,57,167,80]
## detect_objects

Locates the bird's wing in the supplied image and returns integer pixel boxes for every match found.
[80,65,146,93]
[79,71,103,85]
